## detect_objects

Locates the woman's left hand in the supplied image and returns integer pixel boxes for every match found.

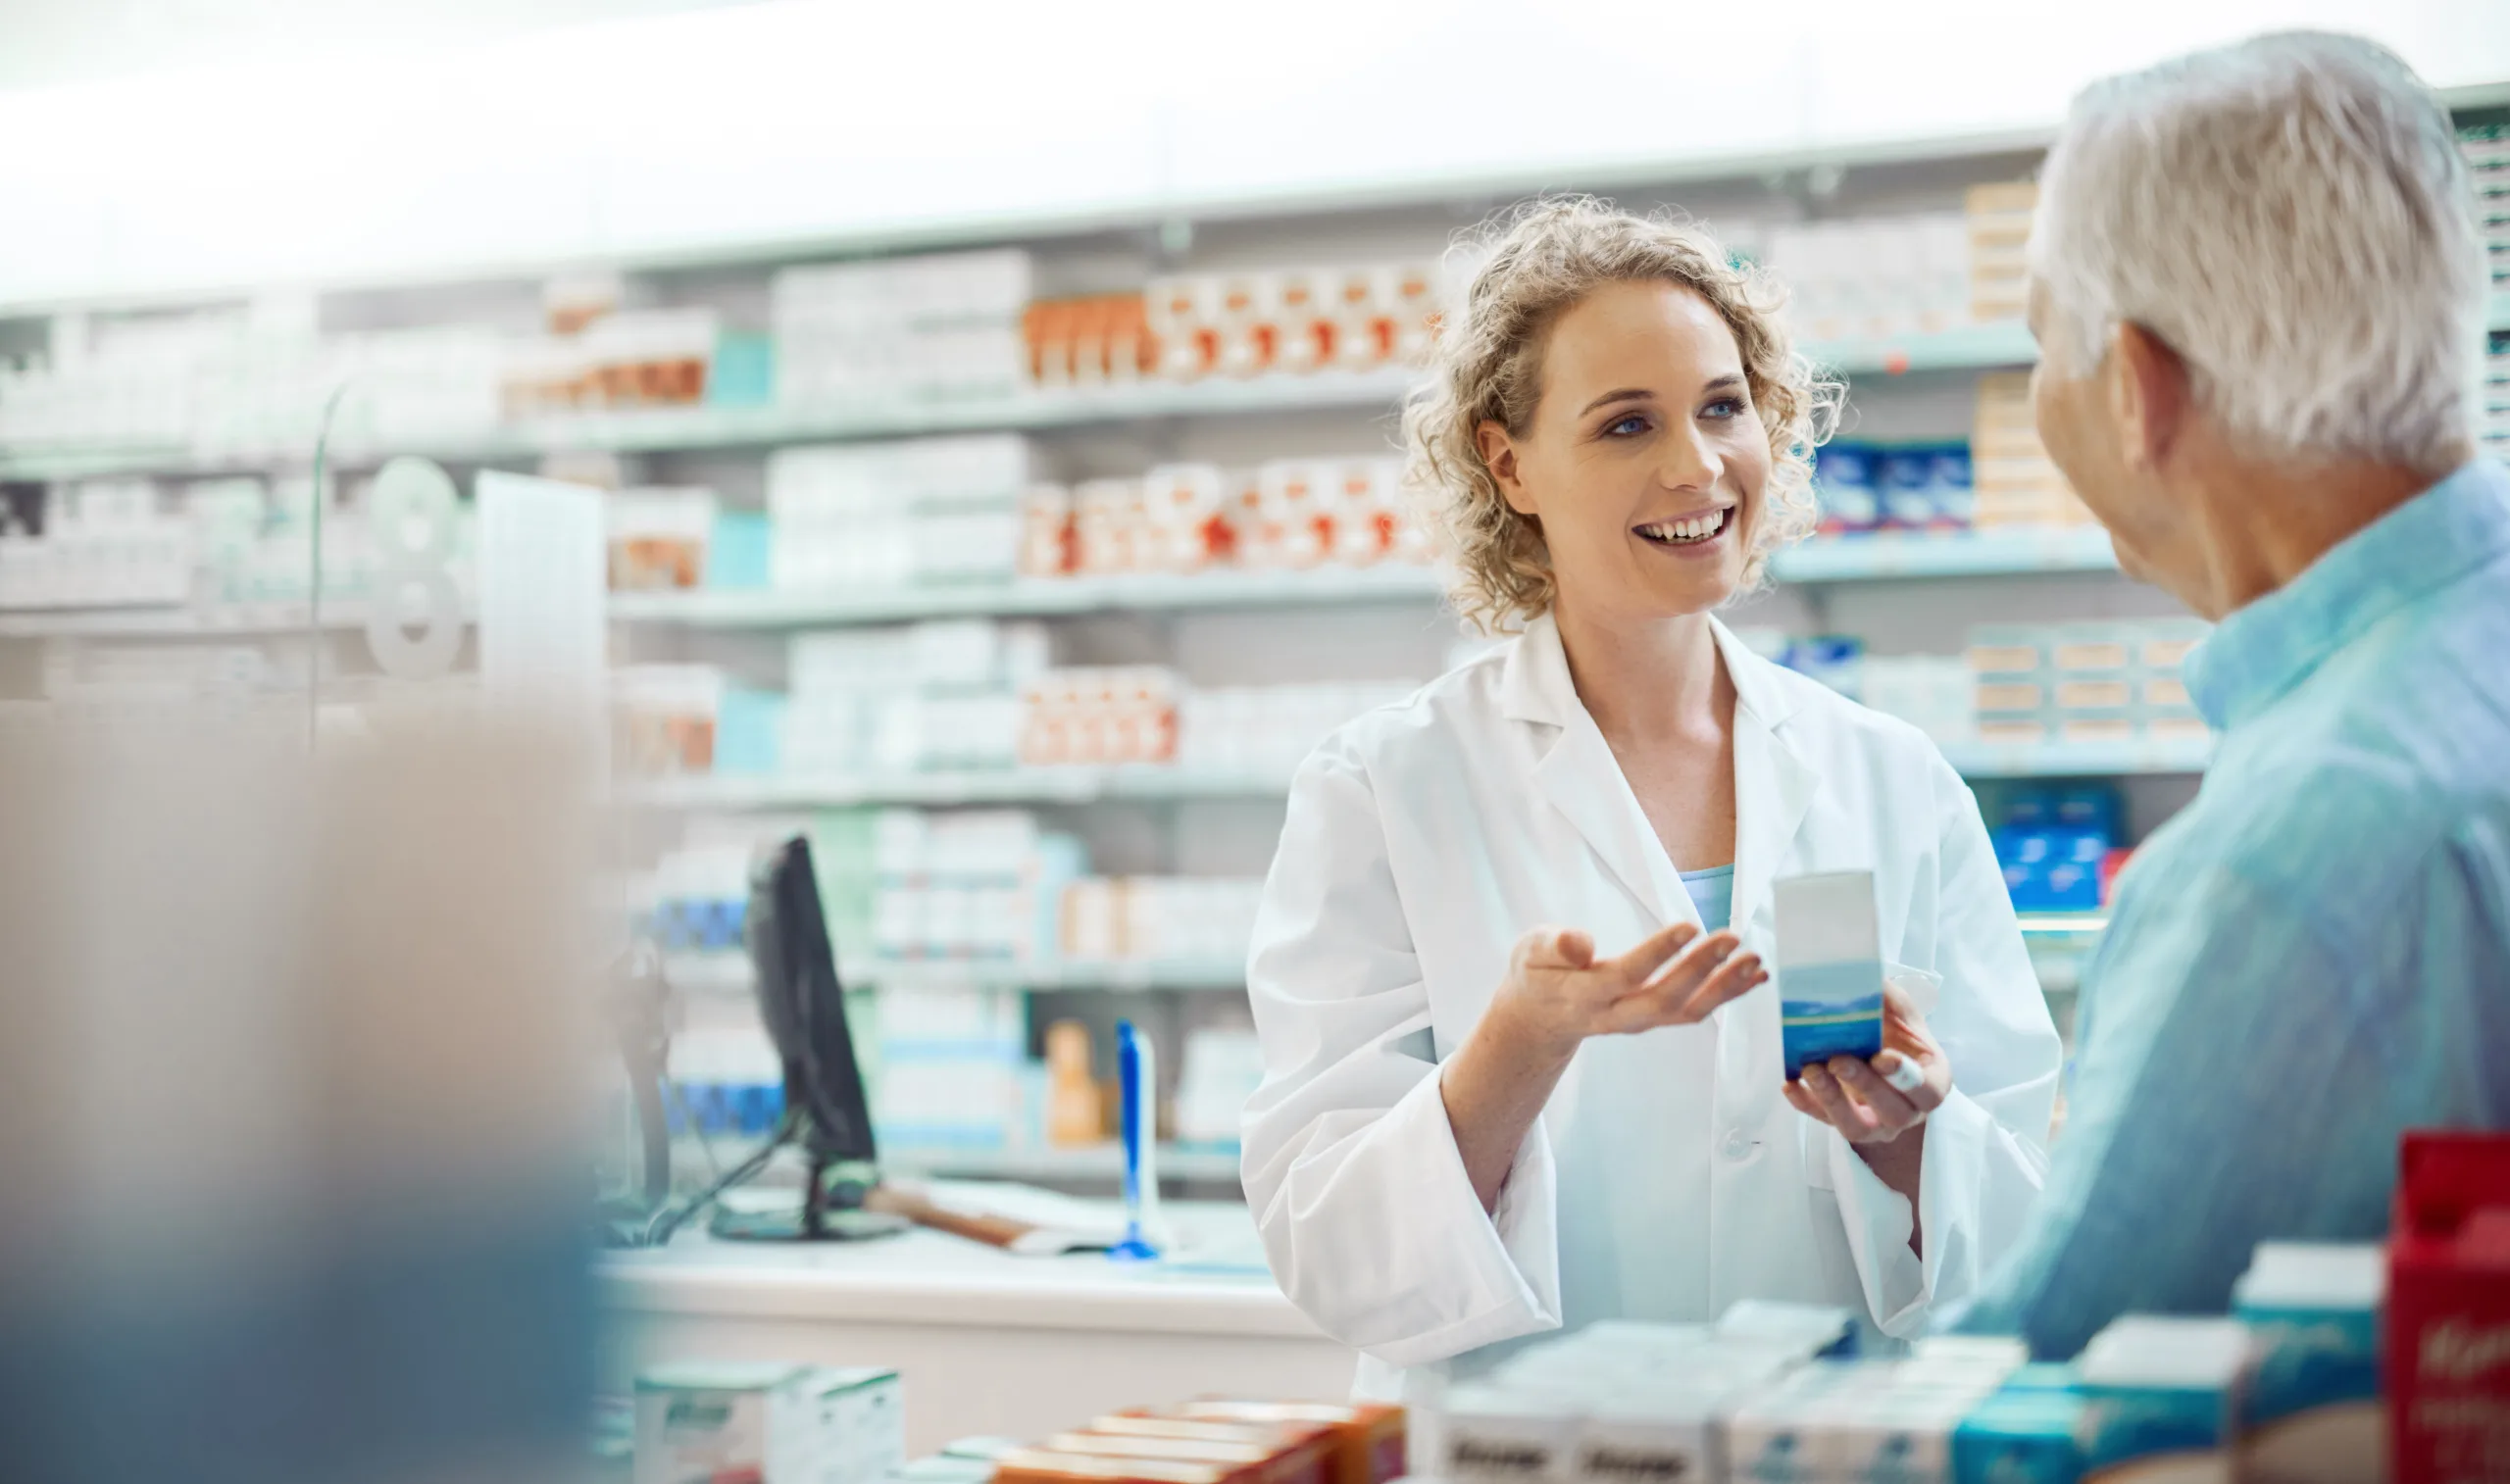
[1783,981,1951,1145]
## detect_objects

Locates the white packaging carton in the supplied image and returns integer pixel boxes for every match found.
[812,1365,904,1484]
[2077,1315,2254,1483]
[1441,1385,1581,1484]
[634,1360,822,1484]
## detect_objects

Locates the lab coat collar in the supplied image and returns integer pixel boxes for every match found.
[1503,610,1817,932]
[1499,611,1807,735]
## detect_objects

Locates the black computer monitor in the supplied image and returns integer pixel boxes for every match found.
[706,835,904,1243]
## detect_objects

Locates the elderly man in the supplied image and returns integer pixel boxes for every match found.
[1952,30,2510,1358]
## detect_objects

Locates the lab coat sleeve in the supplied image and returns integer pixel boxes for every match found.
[1815,747,2063,1337]
[1239,736,1564,1368]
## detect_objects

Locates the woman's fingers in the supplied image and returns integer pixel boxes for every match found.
[1798,1064,1882,1139]
[1607,919,1704,987]
[1669,946,1766,1021]
[1596,931,1743,1033]
[1828,1056,1924,1130]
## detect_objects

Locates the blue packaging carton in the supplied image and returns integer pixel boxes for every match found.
[2232,1243,2384,1484]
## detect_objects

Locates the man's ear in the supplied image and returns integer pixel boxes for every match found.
[2107,321,2193,474]
[1476,420,1535,517]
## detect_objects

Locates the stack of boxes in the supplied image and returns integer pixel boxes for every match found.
[1964,181,2036,324]
[632,1362,902,1484]
[1812,442,1975,533]
[1968,619,2210,750]
[1176,681,1422,776]
[1991,786,2128,915]
[1763,214,1975,343]
[1137,262,1443,382]
[500,307,719,418]
[2485,327,2509,458]
[606,487,718,591]
[768,434,1030,591]
[785,618,1047,776]
[871,982,1029,1152]
[2464,123,2509,290]
[989,1399,1404,1484]
[866,808,1082,965]
[1022,294,1159,389]
[1058,877,1266,965]
[1425,1285,2377,1483]
[1019,456,1425,579]
[1017,667,1183,767]
[0,477,191,611]
[1971,373,2093,528]
[772,249,1030,411]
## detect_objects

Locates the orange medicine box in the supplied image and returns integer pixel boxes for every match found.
[1079,1418,1336,1484]
[1148,1402,1406,1484]
[1030,1430,1327,1484]
[992,1449,1230,1484]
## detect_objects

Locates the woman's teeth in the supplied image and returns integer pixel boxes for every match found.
[1638,510,1731,545]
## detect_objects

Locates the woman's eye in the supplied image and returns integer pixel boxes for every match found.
[1604,415,1649,436]
[1701,398,1744,420]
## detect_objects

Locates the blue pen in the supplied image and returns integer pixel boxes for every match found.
[1109,1020,1162,1262]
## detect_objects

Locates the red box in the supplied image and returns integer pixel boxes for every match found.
[2387,1130,2510,1483]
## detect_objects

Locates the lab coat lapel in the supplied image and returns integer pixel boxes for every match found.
[1717,619,1817,944]
[1503,615,1690,926]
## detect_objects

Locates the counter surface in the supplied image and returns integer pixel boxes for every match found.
[597,1191,1356,1453]
[599,1198,1322,1338]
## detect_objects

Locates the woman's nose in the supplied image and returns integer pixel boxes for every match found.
[1659,420,1720,491]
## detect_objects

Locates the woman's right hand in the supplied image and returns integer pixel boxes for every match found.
[1487,920,1768,1065]
[1442,919,1768,1212]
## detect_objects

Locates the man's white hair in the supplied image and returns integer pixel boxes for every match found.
[2032,30,2485,471]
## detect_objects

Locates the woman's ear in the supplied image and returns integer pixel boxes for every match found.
[1476,420,1536,517]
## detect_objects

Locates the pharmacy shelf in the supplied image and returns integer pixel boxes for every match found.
[1939,737,2212,777]
[0,315,2167,484]
[882,1142,1243,1187]
[665,953,1247,996]
[630,740,2208,811]
[0,599,377,640]
[0,370,1422,481]
[609,564,1446,627]
[1805,321,2038,376]
[1769,526,2117,582]
[624,766,1297,811]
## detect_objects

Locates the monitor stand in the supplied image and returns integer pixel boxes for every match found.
[707,1152,910,1243]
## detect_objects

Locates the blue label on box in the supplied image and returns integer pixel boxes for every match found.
[2239,1307,2379,1426]
[1780,961,1883,1076]
[2081,1386,2230,1471]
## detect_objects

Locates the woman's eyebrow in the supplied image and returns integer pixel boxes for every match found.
[1578,387,1653,417]
[1700,372,1747,395]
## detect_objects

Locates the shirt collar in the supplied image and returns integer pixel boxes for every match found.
[1497,610,1805,732]
[2184,458,2510,730]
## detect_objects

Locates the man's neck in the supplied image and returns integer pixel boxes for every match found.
[2189,448,2462,618]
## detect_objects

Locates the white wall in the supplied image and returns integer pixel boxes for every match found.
[2,0,2504,308]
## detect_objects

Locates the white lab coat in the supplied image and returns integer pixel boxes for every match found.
[1239,613,2061,1394]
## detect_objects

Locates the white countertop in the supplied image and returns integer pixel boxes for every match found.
[599,1193,1321,1340]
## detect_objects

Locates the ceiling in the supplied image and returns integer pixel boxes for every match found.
[0,0,767,90]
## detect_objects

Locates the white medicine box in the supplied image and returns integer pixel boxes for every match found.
[634,1361,823,1484]
[814,1365,905,1484]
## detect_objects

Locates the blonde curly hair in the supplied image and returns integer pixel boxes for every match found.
[1403,196,1840,634]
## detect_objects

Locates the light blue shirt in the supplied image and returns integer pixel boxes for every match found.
[1680,864,1734,932]
[1953,457,2510,1358]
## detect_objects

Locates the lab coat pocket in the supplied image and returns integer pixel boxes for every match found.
[1798,1114,1836,1192]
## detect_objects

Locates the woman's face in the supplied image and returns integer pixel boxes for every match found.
[1477,279,1772,621]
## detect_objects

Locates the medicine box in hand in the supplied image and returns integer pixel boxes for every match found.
[1773,870,1886,1079]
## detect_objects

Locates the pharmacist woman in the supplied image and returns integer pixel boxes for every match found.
[1239,199,2061,1396]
